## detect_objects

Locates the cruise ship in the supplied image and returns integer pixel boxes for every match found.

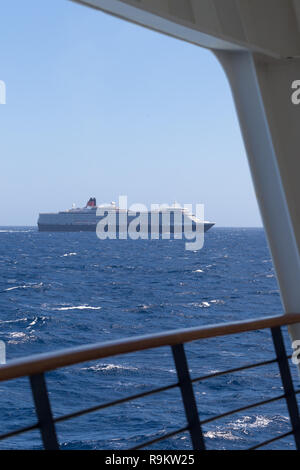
[37,198,215,233]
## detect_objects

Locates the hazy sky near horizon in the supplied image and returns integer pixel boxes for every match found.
[0,0,262,227]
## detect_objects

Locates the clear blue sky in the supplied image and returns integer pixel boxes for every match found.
[0,0,262,227]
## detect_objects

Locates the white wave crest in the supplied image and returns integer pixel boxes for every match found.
[0,317,28,324]
[5,282,43,292]
[61,252,77,257]
[7,331,35,344]
[55,305,102,311]
[81,363,138,372]
[204,430,241,441]
[0,229,33,233]
[230,415,273,430]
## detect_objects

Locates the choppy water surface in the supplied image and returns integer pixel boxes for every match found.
[0,227,297,449]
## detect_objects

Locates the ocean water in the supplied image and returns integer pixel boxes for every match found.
[0,227,298,450]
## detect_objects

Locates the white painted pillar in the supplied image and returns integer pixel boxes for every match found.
[216,51,300,347]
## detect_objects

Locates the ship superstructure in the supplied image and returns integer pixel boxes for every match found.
[37,198,215,233]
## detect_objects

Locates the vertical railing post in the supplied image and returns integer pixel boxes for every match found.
[171,343,205,450]
[29,373,59,450]
[271,326,300,449]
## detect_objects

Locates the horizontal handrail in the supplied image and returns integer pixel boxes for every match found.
[0,313,299,382]
[54,381,179,424]
[248,430,294,450]
[200,393,286,425]
[191,356,284,383]
[0,423,39,441]
[130,426,190,451]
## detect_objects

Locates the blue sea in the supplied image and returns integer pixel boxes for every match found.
[0,227,298,450]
